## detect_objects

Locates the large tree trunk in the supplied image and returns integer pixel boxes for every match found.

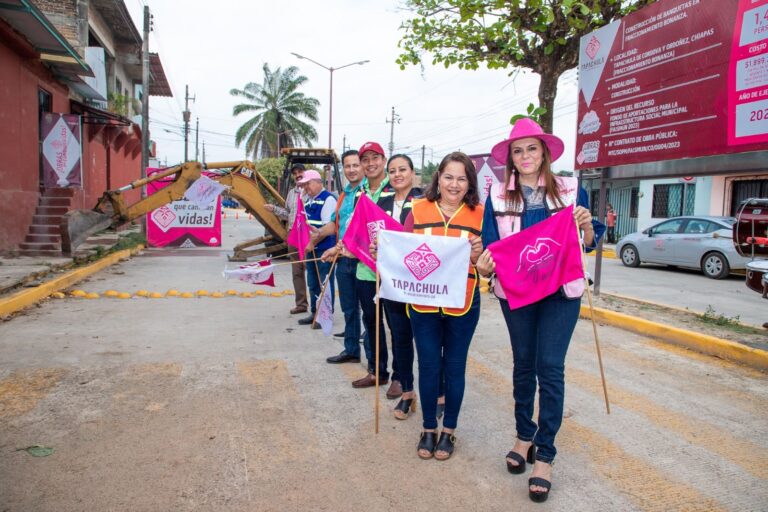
[537,71,559,134]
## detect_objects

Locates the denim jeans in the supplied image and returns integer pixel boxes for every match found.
[410,290,480,430]
[307,259,334,314]
[499,292,581,463]
[383,299,412,391]
[356,278,388,379]
[335,257,361,357]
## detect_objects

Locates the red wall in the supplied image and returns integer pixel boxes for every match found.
[0,30,141,252]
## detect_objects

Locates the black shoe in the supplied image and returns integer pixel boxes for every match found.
[333,331,345,338]
[506,444,536,474]
[298,315,315,325]
[311,322,321,330]
[417,431,437,459]
[326,352,360,364]
[528,477,552,503]
[434,431,456,461]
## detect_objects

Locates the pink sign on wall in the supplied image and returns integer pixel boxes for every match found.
[575,0,768,170]
[146,168,222,248]
[41,113,82,188]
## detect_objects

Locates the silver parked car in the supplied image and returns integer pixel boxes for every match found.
[616,216,751,279]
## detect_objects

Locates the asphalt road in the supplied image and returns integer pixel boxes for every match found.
[587,251,766,327]
[0,213,766,511]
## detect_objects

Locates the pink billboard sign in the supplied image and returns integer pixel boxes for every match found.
[41,113,82,188]
[146,168,222,248]
[469,154,504,205]
[575,0,768,170]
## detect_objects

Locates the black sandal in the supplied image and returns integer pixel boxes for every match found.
[506,444,535,474]
[417,431,437,459]
[434,431,456,461]
[394,397,416,420]
[528,477,552,503]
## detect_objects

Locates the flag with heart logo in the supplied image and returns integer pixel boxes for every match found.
[341,194,403,272]
[286,194,311,260]
[377,231,470,308]
[487,205,584,309]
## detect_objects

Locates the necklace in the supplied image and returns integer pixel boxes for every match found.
[438,201,459,215]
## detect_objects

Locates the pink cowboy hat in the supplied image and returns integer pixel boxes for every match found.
[491,118,564,165]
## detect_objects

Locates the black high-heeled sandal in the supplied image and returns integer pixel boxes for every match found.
[394,397,417,420]
[528,477,552,503]
[417,431,437,459]
[434,431,456,461]
[506,444,535,474]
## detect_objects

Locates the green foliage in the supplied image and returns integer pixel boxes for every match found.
[702,305,741,327]
[254,157,287,190]
[397,0,656,131]
[420,161,438,184]
[230,64,320,159]
[107,92,130,117]
[510,104,548,126]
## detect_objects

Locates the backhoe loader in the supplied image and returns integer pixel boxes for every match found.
[61,160,288,261]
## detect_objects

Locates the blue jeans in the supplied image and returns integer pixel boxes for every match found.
[356,278,388,378]
[383,299,412,391]
[335,257,361,357]
[410,290,480,430]
[307,259,334,314]
[499,292,581,463]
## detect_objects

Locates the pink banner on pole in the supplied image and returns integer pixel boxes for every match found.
[488,205,584,310]
[41,113,82,188]
[286,194,310,260]
[342,194,403,272]
[146,168,222,248]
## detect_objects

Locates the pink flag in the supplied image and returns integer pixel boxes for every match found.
[342,194,403,272]
[286,194,310,260]
[488,205,584,310]
[223,258,275,287]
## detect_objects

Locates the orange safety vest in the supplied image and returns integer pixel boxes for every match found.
[410,198,484,316]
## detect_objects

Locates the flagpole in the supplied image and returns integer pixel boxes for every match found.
[375,268,381,435]
[576,216,611,415]
[312,252,339,327]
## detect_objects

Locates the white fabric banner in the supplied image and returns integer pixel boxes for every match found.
[378,231,470,308]
[184,175,227,208]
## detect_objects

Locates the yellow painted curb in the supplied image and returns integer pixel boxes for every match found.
[580,305,768,371]
[586,249,617,259]
[0,245,144,317]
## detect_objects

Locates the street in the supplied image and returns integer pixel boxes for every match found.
[587,252,766,328]
[0,214,767,511]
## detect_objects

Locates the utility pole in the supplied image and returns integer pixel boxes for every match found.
[342,134,346,153]
[386,106,400,156]
[421,145,425,173]
[140,5,151,198]
[183,85,195,161]
[195,117,199,162]
[202,140,206,164]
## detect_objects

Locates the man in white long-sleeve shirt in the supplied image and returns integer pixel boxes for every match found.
[265,163,308,313]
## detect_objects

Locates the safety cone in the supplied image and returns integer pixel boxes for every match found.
[235,212,239,220]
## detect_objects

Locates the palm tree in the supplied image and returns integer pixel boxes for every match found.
[230,64,319,159]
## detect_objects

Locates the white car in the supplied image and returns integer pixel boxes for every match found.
[616,216,752,279]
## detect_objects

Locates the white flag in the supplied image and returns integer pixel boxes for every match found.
[315,275,334,337]
[184,175,226,208]
[378,231,470,308]
[223,260,275,286]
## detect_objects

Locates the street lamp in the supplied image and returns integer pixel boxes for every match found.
[290,53,369,152]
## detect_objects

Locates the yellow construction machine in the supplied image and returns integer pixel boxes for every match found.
[61,160,288,260]
[61,149,343,261]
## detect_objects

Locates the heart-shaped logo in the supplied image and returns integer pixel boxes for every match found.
[517,238,560,272]
[525,242,551,264]
[404,243,441,281]
[151,206,177,232]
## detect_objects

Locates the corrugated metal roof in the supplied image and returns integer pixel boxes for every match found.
[148,53,172,97]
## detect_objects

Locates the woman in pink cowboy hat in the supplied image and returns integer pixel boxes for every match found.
[475,118,604,503]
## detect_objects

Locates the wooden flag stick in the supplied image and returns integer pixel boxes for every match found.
[375,269,381,434]
[576,217,611,415]
[312,252,339,327]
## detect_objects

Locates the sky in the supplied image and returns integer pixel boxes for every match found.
[126,0,581,170]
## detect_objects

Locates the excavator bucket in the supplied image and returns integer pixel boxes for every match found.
[60,209,114,255]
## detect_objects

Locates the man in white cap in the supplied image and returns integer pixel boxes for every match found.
[265,163,308,314]
[296,169,337,327]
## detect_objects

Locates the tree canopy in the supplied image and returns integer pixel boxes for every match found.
[231,64,319,159]
[397,0,656,132]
